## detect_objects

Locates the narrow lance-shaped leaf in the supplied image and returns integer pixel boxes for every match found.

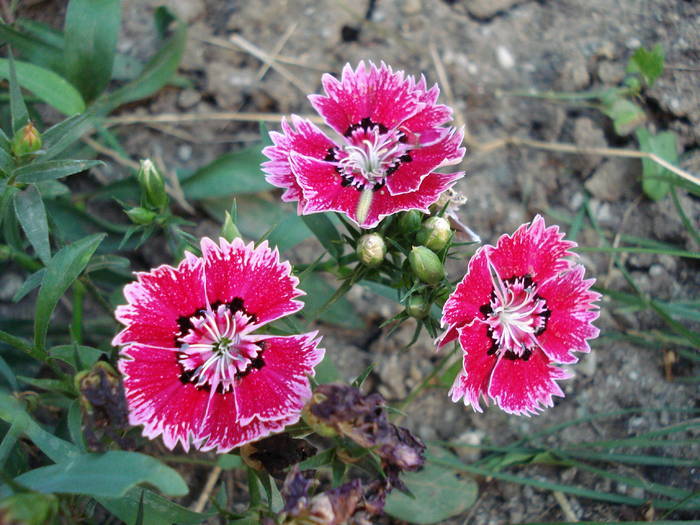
[13,159,104,184]
[102,8,186,110]
[34,233,105,351]
[63,0,122,101]
[636,127,679,201]
[13,184,51,264]
[0,58,86,116]
[7,49,29,133]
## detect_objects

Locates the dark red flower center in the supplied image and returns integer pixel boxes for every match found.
[176,304,264,392]
[480,266,550,360]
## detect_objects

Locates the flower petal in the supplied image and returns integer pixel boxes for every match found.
[401,80,453,132]
[438,247,492,349]
[201,237,304,325]
[235,332,324,425]
[195,391,297,453]
[487,348,571,416]
[118,343,208,451]
[291,152,359,217]
[262,115,337,209]
[385,127,464,196]
[449,322,498,412]
[113,253,205,347]
[488,215,576,284]
[536,266,601,364]
[309,61,421,136]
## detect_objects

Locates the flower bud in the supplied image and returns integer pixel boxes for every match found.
[416,216,452,252]
[408,246,444,285]
[398,210,422,234]
[137,159,169,210]
[11,121,42,157]
[221,211,241,242]
[126,206,157,225]
[356,233,386,268]
[405,295,430,319]
[0,493,58,525]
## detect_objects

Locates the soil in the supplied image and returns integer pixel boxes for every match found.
[13,0,700,523]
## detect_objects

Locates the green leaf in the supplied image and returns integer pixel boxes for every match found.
[34,233,105,351]
[6,50,29,133]
[182,146,272,200]
[99,488,211,525]
[0,58,86,116]
[13,159,103,183]
[602,98,646,136]
[49,344,106,370]
[385,459,478,523]
[300,276,364,329]
[102,9,186,110]
[0,356,18,390]
[41,112,96,161]
[0,22,63,71]
[627,44,665,87]
[63,0,122,101]
[635,128,679,200]
[302,214,343,259]
[10,451,187,498]
[13,185,51,264]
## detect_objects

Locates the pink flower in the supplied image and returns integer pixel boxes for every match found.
[263,61,465,228]
[114,238,324,452]
[438,216,600,416]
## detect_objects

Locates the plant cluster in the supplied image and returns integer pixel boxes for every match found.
[0,3,698,524]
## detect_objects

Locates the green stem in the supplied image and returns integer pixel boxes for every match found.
[0,329,42,361]
[394,346,458,416]
[0,243,41,272]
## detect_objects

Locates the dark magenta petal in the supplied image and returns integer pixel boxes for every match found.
[235,332,324,425]
[118,343,208,451]
[385,127,464,196]
[488,215,576,283]
[309,61,421,136]
[201,238,304,325]
[536,266,600,364]
[488,348,571,416]
[113,253,205,348]
[439,248,492,346]
[262,115,338,208]
[451,322,498,412]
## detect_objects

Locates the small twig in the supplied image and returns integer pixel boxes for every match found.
[472,135,700,187]
[256,23,298,82]
[553,491,579,522]
[603,195,641,289]
[82,135,140,171]
[192,466,222,513]
[429,41,467,134]
[197,34,312,94]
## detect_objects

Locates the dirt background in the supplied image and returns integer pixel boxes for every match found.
[12,0,700,523]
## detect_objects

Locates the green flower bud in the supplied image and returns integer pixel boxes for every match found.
[11,121,42,157]
[126,206,157,225]
[406,294,430,319]
[137,159,169,210]
[408,246,444,285]
[416,216,452,252]
[0,493,58,525]
[221,211,241,242]
[398,210,423,234]
[356,233,386,268]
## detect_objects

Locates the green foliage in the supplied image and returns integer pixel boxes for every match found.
[635,127,679,200]
[385,454,478,524]
[627,43,665,87]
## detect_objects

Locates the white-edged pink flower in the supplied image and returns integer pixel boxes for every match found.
[438,216,600,416]
[114,238,324,452]
[263,61,465,228]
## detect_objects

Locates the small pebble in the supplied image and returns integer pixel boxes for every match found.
[497,45,515,69]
